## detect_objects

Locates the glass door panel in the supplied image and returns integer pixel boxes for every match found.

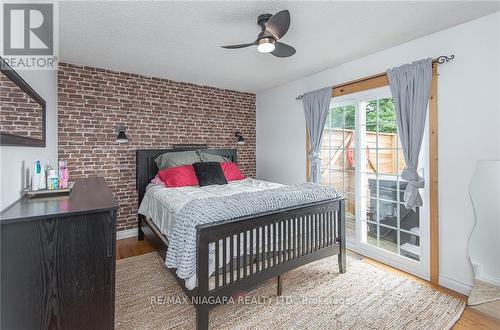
[321,87,429,277]
[357,93,422,262]
[321,86,428,278]
[323,102,357,241]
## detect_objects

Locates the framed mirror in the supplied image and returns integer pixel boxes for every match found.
[0,57,46,147]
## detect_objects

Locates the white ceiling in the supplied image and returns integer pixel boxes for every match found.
[59,1,500,93]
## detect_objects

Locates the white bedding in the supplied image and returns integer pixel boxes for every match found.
[138,178,333,290]
[138,178,283,241]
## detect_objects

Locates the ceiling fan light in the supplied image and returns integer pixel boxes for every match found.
[257,38,275,53]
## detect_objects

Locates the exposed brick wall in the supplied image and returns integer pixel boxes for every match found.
[0,72,43,139]
[58,63,256,231]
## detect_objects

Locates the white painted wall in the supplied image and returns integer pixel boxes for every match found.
[256,12,500,294]
[0,69,58,210]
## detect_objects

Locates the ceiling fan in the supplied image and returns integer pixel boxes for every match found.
[221,10,296,58]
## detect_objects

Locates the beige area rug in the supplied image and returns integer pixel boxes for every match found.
[116,253,464,329]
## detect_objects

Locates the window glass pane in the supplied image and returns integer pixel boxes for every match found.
[377,98,397,134]
[344,146,354,172]
[320,148,330,172]
[362,148,376,173]
[379,224,398,254]
[330,170,343,192]
[346,213,356,241]
[378,200,399,226]
[327,128,344,148]
[365,221,378,248]
[399,206,420,233]
[344,192,356,214]
[400,231,420,261]
[333,149,345,171]
[336,130,347,150]
[343,105,356,131]
[377,148,398,175]
[364,101,378,131]
[326,106,342,129]
[363,174,378,200]
[344,170,355,194]
[345,129,355,148]
[362,197,377,222]
[397,134,404,150]
[398,179,409,203]
[364,131,378,150]
[377,176,399,202]
[398,152,407,176]
[344,192,356,240]
[320,160,330,185]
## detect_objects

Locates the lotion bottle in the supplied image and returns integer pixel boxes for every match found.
[44,160,53,189]
[39,164,46,190]
[58,161,69,189]
[47,170,58,190]
[31,161,41,191]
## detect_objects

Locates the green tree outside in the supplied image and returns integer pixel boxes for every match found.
[326,98,397,134]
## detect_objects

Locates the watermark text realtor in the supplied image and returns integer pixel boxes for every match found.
[2,1,58,70]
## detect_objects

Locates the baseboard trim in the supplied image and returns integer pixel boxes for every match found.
[348,241,473,296]
[477,272,500,287]
[439,274,473,295]
[116,228,138,240]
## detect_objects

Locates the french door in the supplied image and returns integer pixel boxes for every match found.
[321,86,430,279]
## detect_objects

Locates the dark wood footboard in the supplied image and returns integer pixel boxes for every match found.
[195,198,345,329]
[136,149,346,330]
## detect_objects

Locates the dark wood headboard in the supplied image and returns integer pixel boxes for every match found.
[136,148,237,207]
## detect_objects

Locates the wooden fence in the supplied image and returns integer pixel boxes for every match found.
[320,128,406,215]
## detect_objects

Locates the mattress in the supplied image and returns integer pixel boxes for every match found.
[138,179,337,290]
[138,178,284,241]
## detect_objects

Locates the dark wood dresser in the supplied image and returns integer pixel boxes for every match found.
[0,177,118,330]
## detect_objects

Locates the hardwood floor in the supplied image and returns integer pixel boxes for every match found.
[116,237,155,260]
[116,237,500,329]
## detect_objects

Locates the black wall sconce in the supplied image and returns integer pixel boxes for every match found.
[115,125,128,144]
[234,131,245,145]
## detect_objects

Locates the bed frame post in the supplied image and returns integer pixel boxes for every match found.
[338,199,346,273]
[276,275,283,296]
[137,215,144,240]
[196,227,210,330]
[196,305,209,330]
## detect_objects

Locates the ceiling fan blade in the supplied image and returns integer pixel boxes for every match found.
[271,42,296,58]
[221,41,257,49]
[264,10,290,40]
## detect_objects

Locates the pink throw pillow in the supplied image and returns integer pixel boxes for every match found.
[221,162,245,181]
[157,165,199,187]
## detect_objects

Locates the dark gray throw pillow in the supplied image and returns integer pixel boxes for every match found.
[155,150,201,170]
[196,150,230,163]
[192,162,228,187]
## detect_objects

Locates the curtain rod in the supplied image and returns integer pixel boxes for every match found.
[295,54,455,100]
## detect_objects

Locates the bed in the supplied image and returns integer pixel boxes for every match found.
[136,148,346,329]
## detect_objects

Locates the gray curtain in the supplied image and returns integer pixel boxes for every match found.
[387,58,433,210]
[302,87,332,183]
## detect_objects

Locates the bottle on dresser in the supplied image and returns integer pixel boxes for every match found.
[44,160,53,189]
[38,162,46,190]
[47,169,58,190]
[31,161,41,191]
[58,160,69,189]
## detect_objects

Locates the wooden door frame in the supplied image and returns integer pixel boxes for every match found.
[305,66,439,284]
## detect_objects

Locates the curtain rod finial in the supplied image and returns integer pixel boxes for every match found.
[435,54,455,64]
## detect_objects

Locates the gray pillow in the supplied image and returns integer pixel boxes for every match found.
[196,150,230,163]
[155,150,201,170]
